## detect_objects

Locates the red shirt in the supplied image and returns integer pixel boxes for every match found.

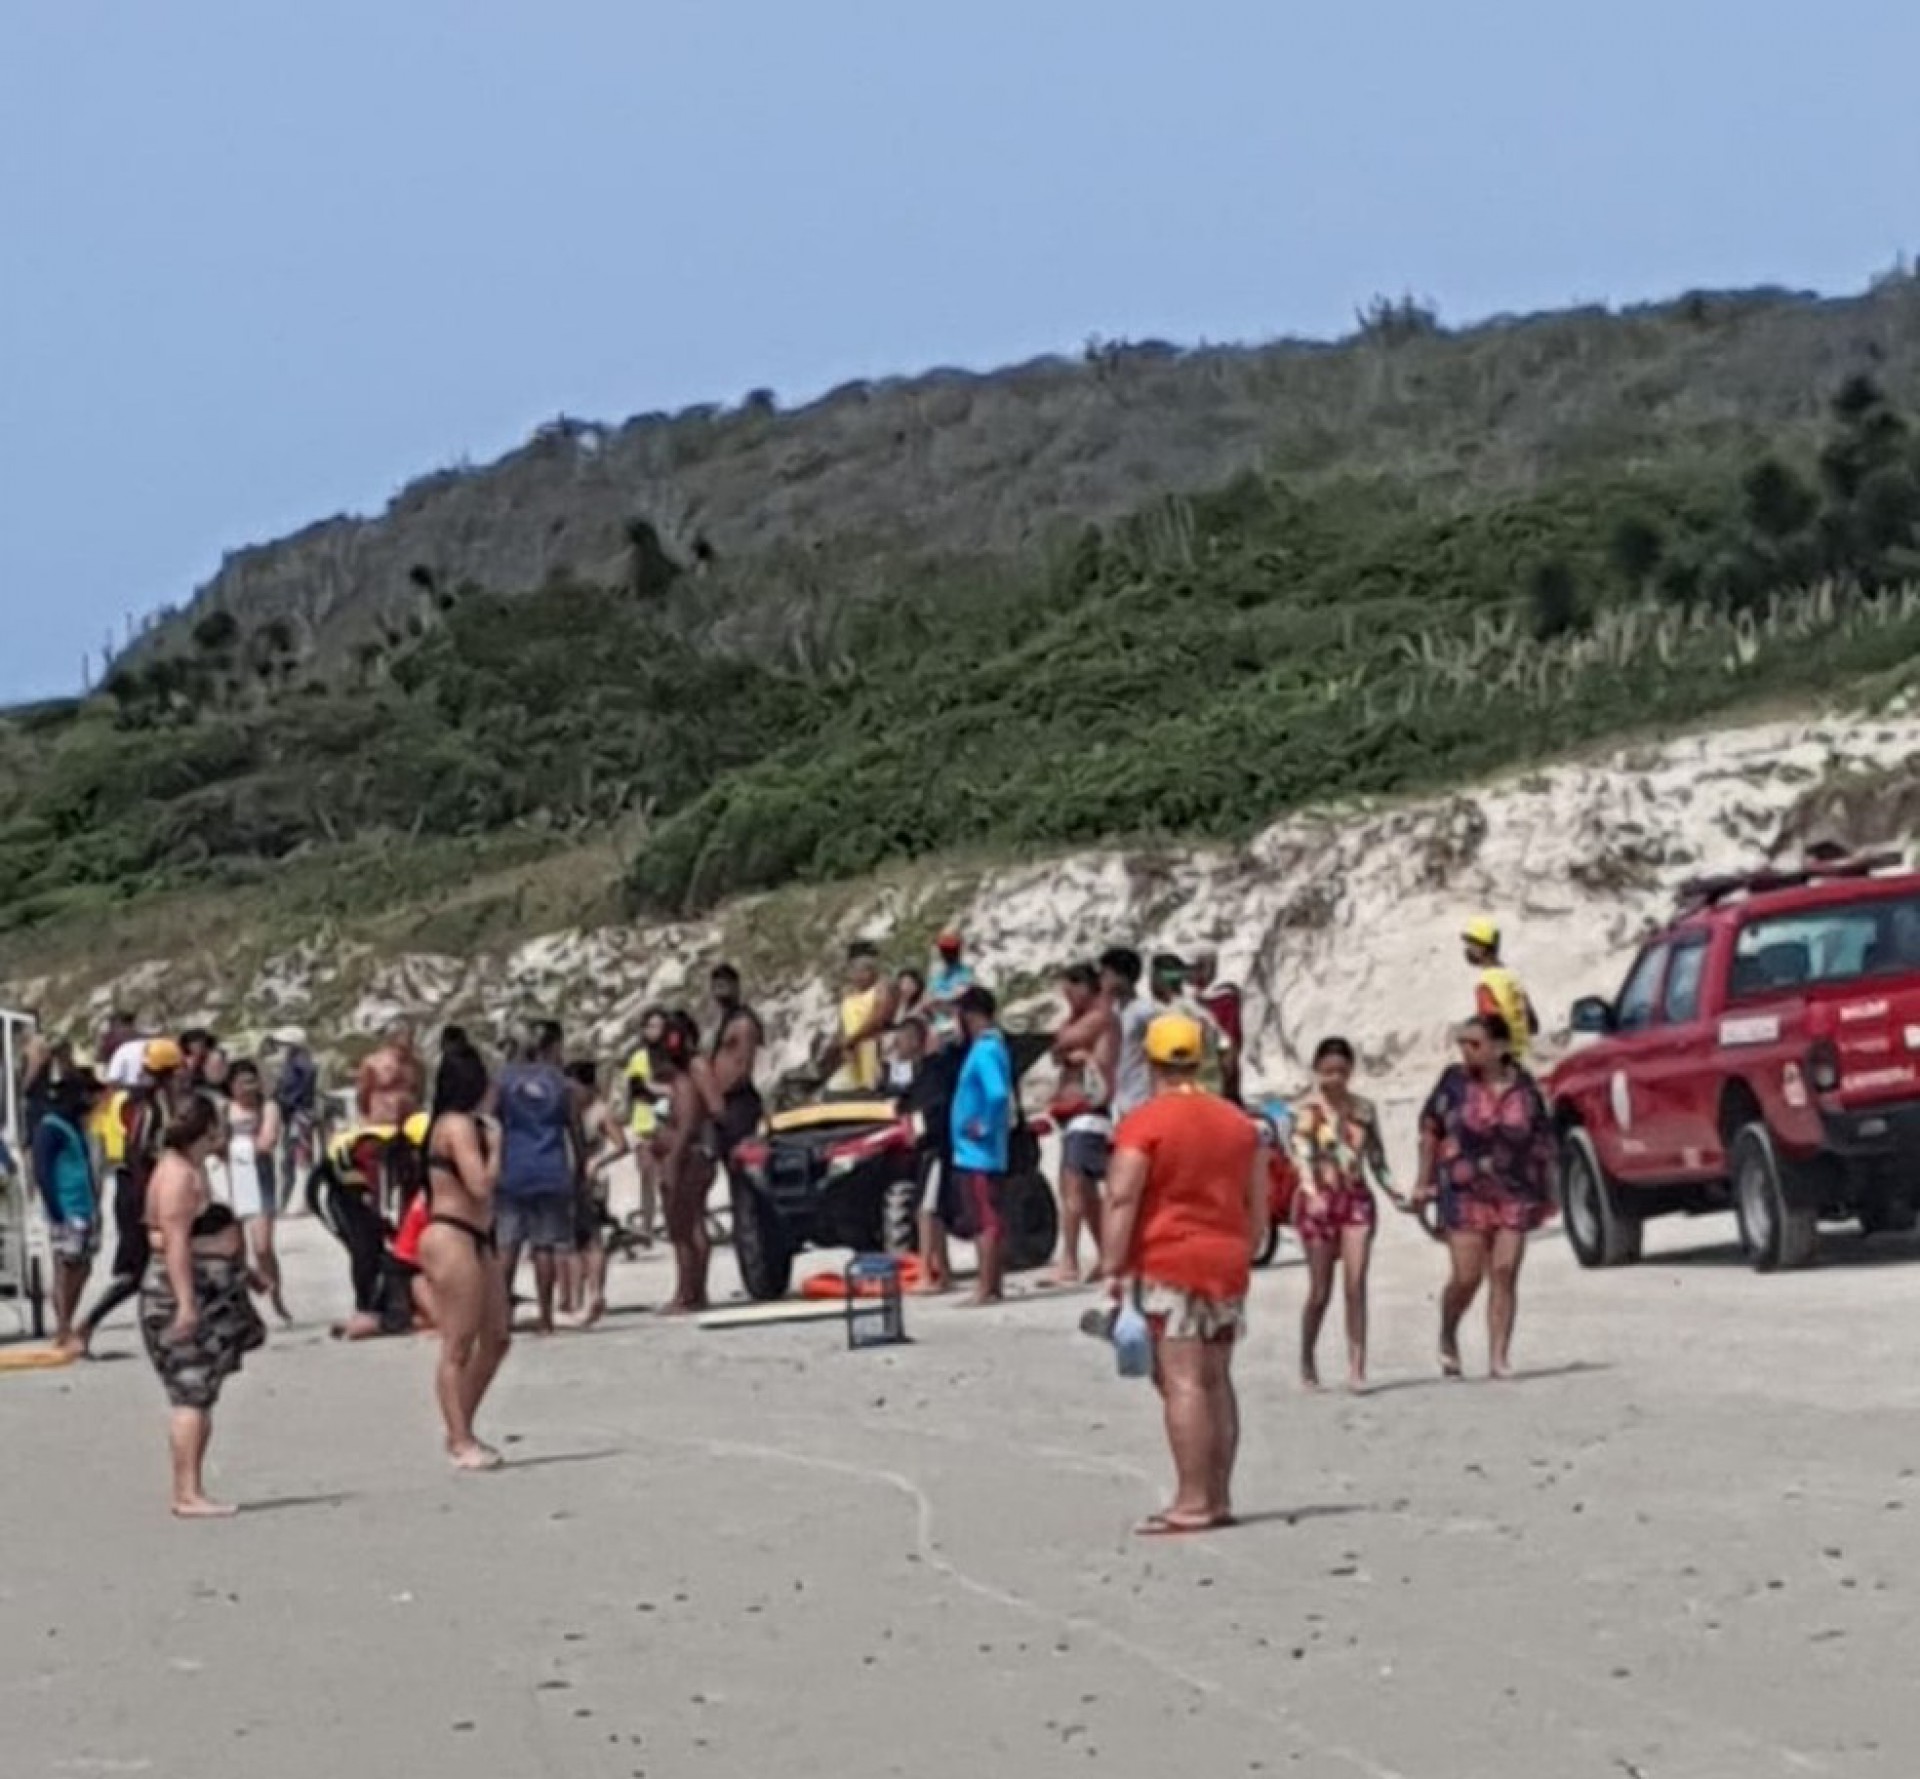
[1114,1088,1259,1300]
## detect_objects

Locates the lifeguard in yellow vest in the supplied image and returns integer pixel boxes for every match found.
[826,940,899,1093]
[1462,915,1540,1061]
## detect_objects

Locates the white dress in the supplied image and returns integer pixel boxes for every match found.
[225,1108,268,1221]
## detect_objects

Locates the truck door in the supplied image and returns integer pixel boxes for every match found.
[1636,931,1719,1179]
[1599,942,1672,1181]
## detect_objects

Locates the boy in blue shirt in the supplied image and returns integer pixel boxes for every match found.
[926,932,976,1052]
[33,1071,103,1354]
[949,986,1013,1305]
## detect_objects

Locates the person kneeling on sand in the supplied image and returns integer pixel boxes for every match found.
[1100,1013,1267,1536]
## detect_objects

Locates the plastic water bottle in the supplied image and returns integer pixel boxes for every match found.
[1111,1299,1153,1378]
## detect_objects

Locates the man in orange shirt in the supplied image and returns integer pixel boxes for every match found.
[1101,1014,1267,1536]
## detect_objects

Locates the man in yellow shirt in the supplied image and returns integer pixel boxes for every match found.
[1462,916,1540,1062]
[826,942,898,1093]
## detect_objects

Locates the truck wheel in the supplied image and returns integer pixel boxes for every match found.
[730,1181,793,1302]
[1001,1172,1059,1273]
[1561,1128,1642,1268]
[1731,1123,1818,1272]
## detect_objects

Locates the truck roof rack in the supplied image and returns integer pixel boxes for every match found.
[1675,848,1908,911]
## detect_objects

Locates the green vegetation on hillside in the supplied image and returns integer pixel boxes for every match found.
[7,314,1920,940]
[628,376,1920,906]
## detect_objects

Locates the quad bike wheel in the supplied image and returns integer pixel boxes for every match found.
[731,1180,794,1302]
[1001,1171,1058,1273]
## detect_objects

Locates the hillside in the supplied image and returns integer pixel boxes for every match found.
[7,280,1920,952]
[130,283,1920,669]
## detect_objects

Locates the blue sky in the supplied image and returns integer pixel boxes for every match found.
[4,0,1916,700]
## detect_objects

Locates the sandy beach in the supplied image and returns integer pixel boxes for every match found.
[5,1188,1917,1779]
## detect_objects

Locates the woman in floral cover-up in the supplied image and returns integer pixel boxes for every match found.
[1415,1012,1557,1380]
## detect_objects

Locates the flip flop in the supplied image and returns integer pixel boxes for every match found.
[450,1444,505,1472]
[1134,1512,1231,1537]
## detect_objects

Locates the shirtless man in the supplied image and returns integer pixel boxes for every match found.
[699,965,765,1182]
[357,1021,424,1127]
[1050,962,1121,1284]
[655,1013,718,1313]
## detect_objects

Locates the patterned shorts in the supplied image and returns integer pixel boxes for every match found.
[1294,1184,1377,1246]
[140,1254,267,1411]
[1139,1280,1246,1343]
[50,1218,99,1263]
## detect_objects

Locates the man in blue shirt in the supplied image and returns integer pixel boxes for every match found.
[949,986,1013,1305]
[496,1020,582,1334]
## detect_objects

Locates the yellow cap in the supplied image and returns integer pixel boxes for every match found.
[143,1037,185,1074]
[403,1111,431,1147]
[1144,1013,1205,1068]
[1461,915,1500,950]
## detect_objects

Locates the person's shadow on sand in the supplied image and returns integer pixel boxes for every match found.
[241,1491,356,1514]
[1355,1359,1612,1396]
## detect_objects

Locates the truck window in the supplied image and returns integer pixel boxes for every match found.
[1615,944,1669,1033]
[1731,893,1920,996]
[1662,938,1708,1023]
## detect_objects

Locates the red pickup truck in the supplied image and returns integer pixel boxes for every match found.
[1547,852,1920,1272]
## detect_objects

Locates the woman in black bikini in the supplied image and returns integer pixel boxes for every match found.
[416,1042,511,1471]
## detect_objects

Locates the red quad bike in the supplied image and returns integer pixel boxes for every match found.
[1548,849,1920,1272]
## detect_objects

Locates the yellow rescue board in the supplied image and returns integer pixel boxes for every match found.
[696,1299,850,1331]
[0,1345,78,1372]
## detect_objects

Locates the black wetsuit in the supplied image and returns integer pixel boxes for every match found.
[80,1094,163,1338]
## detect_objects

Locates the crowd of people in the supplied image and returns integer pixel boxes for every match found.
[6,915,1557,1527]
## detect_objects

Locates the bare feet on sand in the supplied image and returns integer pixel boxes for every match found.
[172,1497,239,1519]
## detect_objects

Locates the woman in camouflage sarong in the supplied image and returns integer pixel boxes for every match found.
[140,1096,266,1517]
